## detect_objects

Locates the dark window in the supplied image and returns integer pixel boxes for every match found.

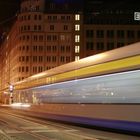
[97,42,104,50]
[66,16,70,20]
[117,42,124,48]
[34,25,37,30]
[39,15,42,20]
[36,6,40,11]
[26,56,29,62]
[86,30,94,38]
[28,15,31,20]
[66,56,70,62]
[21,26,23,31]
[53,16,57,20]
[23,35,25,40]
[26,35,29,41]
[19,67,21,72]
[52,46,57,52]
[50,25,54,30]
[34,15,37,20]
[26,67,29,72]
[86,42,94,50]
[26,46,29,51]
[107,30,114,38]
[22,67,24,72]
[34,35,38,41]
[33,56,37,62]
[52,56,56,62]
[33,46,37,51]
[117,30,124,38]
[39,35,43,41]
[48,16,52,20]
[96,30,104,38]
[64,25,68,30]
[46,46,51,51]
[24,15,26,20]
[22,46,25,50]
[47,35,51,41]
[33,67,37,73]
[127,30,134,38]
[22,56,25,62]
[66,46,70,52]
[24,26,27,31]
[53,35,57,41]
[39,56,43,62]
[107,42,114,50]
[60,56,65,62]
[46,56,51,62]
[19,57,21,62]
[38,67,43,72]
[28,26,30,30]
[38,25,41,30]
[39,46,43,51]
[137,30,140,38]
[50,3,55,9]
[61,16,65,20]
[61,46,65,52]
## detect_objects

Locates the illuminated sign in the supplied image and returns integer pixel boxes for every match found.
[134,12,140,20]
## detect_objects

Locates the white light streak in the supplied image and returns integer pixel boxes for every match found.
[32,70,140,90]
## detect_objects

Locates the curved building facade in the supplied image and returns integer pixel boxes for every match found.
[0,0,82,89]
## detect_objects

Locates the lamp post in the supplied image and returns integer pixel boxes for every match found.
[9,84,14,104]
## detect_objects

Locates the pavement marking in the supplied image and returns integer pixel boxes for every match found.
[64,129,79,132]
[20,126,48,130]
[0,130,13,140]
[4,130,23,134]
[31,129,59,133]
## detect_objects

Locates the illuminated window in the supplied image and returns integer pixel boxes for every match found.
[75,56,80,61]
[75,46,80,53]
[75,25,80,31]
[75,35,80,42]
[75,14,80,20]
[60,35,65,41]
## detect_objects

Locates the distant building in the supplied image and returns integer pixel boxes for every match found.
[83,0,140,57]
[0,0,140,90]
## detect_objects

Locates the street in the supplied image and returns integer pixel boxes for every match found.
[0,106,139,140]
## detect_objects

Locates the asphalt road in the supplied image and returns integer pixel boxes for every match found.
[0,106,139,140]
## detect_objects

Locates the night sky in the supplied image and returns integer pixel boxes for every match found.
[0,0,140,26]
[0,0,140,23]
[0,0,20,25]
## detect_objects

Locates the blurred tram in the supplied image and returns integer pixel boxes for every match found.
[2,42,140,133]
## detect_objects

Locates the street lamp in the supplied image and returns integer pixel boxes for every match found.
[9,84,14,104]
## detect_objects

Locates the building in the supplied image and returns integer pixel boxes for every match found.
[83,0,140,57]
[0,0,140,92]
[0,0,83,90]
